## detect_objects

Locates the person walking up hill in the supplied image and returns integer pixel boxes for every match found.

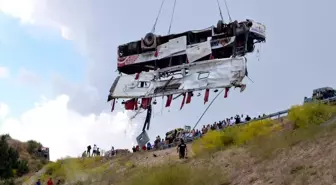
[47,178,53,185]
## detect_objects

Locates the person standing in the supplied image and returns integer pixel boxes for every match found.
[36,179,41,185]
[87,145,91,157]
[177,139,187,159]
[47,178,53,185]
[92,144,97,156]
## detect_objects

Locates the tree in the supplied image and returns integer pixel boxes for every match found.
[0,136,30,179]
[0,135,12,179]
[27,140,42,154]
[16,160,29,176]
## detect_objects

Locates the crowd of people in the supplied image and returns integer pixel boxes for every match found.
[79,113,268,160]
[82,144,103,157]
[131,113,268,154]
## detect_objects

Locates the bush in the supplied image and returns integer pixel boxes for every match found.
[193,102,336,156]
[0,179,15,185]
[16,160,29,176]
[288,102,336,129]
[192,119,280,155]
[27,140,42,154]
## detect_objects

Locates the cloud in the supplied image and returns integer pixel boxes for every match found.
[16,68,41,86]
[0,66,10,79]
[0,103,9,119]
[0,95,139,161]
[0,0,124,115]
[0,0,151,159]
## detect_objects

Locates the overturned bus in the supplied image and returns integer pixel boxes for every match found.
[117,19,266,74]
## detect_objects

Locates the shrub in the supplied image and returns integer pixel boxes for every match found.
[16,160,29,176]
[192,119,280,155]
[27,140,42,154]
[288,102,336,129]
[193,102,336,156]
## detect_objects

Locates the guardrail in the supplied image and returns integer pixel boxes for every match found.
[322,96,336,104]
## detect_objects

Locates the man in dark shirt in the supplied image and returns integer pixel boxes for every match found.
[234,115,241,124]
[87,145,91,157]
[177,139,187,159]
[245,115,251,122]
[36,179,41,185]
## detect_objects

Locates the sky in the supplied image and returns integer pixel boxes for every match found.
[0,0,335,161]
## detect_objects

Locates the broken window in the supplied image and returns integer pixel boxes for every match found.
[137,81,151,88]
[198,72,210,80]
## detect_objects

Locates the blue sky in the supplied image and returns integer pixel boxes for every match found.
[0,0,335,160]
[0,14,85,115]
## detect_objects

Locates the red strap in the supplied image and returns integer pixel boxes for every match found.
[125,99,136,110]
[224,87,230,98]
[111,99,115,112]
[180,93,186,110]
[204,89,209,104]
[186,92,192,104]
[209,54,214,59]
[141,98,152,109]
[165,95,173,107]
[135,73,140,80]
[134,98,138,110]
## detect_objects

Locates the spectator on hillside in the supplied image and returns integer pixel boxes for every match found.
[132,146,136,153]
[201,125,207,134]
[36,179,41,185]
[87,145,91,157]
[97,148,100,156]
[154,136,160,149]
[146,142,152,150]
[136,145,140,151]
[82,151,87,158]
[245,115,251,122]
[92,144,97,156]
[234,115,241,124]
[111,146,115,156]
[226,118,230,126]
[56,180,61,185]
[229,117,235,126]
[173,129,178,139]
[142,145,147,151]
[177,139,187,159]
[47,178,53,185]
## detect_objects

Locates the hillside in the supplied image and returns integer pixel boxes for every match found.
[0,135,48,185]
[17,103,336,185]
[6,138,49,172]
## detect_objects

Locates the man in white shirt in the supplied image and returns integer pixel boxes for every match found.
[92,144,97,156]
[229,117,235,126]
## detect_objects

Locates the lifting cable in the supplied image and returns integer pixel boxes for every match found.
[151,0,166,33]
[192,89,224,130]
[216,0,224,22]
[167,0,177,34]
[223,0,232,22]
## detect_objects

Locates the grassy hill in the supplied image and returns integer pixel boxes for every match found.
[18,103,336,185]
